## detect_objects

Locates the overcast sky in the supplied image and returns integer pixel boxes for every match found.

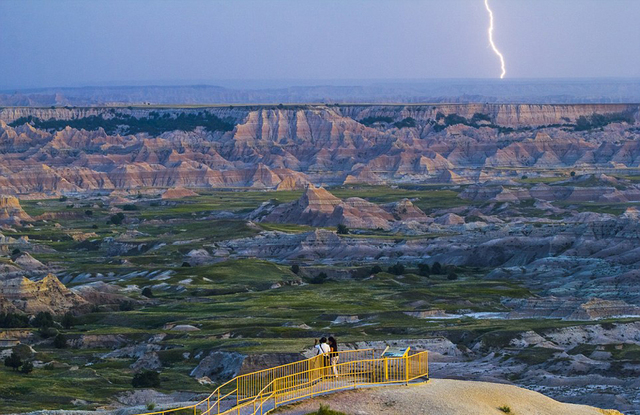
[1,0,639,89]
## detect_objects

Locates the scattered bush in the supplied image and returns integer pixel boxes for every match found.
[39,327,58,339]
[84,210,93,216]
[132,370,161,388]
[431,262,442,275]
[447,272,458,281]
[574,112,635,131]
[370,265,383,274]
[141,287,154,298]
[498,405,512,414]
[11,248,20,256]
[418,263,430,277]
[304,404,348,415]
[109,212,125,225]
[146,403,156,411]
[122,204,138,211]
[9,112,235,135]
[336,224,349,235]
[59,196,68,202]
[19,361,33,374]
[53,333,68,349]
[290,264,300,274]
[393,117,416,129]
[4,352,22,371]
[310,272,328,284]
[360,116,394,126]
[387,262,405,275]
[0,312,29,328]
[181,262,191,267]
[61,312,76,329]
[119,301,135,311]
[570,171,576,177]
[32,311,54,328]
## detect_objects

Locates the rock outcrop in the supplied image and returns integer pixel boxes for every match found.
[0,274,88,315]
[260,185,426,230]
[0,105,637,194]
[0,196,31,225]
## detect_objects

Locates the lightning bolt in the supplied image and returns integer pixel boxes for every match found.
[484,0,506,79]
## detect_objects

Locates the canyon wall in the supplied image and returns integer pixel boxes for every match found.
[0,104,638,194]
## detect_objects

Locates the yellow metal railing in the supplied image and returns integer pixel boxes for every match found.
[137,348,428,415]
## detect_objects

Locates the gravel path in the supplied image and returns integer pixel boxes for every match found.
[272,379,622,415]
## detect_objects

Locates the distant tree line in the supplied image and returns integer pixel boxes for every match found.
[9,111,235,135]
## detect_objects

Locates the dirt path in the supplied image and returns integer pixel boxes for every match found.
[272,379,622,415]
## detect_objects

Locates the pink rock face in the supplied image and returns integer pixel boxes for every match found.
[0,104,637,194]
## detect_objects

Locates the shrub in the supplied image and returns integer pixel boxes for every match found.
[122,204,138,211]
[181,262,191,267]
[19,361,33,374]
[305,405,347,415]
[360,116,394,126]
[146,403,156,411]
[84,210,93,216]
[0,312,30,328]
[387,262,405,275]
[141,287,154,298]
[32,311,54,328]
[119,301,135,311]
[432,262,442,274]
[336,224,349,235]
[132,370,161,388]
[393,117,417,129]
[4,352,22,371]
[570,171,576,177]
[370,265,382,274]
[290,264,300,274]
[498,405,512,413]
[418,263,430,277]
[39,327,58,339]
[53,333,68,349]
[61,312,76,329]
[11,248,20,256]
[109,212,125,225]
[59,196,68,202]
[447,272,458,281]
[310,272,328,284]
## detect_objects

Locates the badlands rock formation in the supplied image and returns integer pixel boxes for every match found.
[260,185,427,230]
[0,196,31,225]
[0,105,637,194]
[0,274,88,315]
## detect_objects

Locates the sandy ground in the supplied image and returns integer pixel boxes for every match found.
[272,379,622,415]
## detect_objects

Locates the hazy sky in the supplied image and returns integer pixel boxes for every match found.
[1,0,639,89]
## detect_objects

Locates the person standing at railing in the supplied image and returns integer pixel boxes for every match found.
[314,337,331,377]
[328,336,339,378]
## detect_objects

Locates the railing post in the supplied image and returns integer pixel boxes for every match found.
[217,389,220,414]
[384,357,388,382]
[405,356,409,385]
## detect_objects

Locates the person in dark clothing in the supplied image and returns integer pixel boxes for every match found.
[328,336,339,378]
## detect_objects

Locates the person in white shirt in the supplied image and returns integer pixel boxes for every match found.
[315,337,330,355]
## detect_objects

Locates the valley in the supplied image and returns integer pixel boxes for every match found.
[1,104,640,414]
